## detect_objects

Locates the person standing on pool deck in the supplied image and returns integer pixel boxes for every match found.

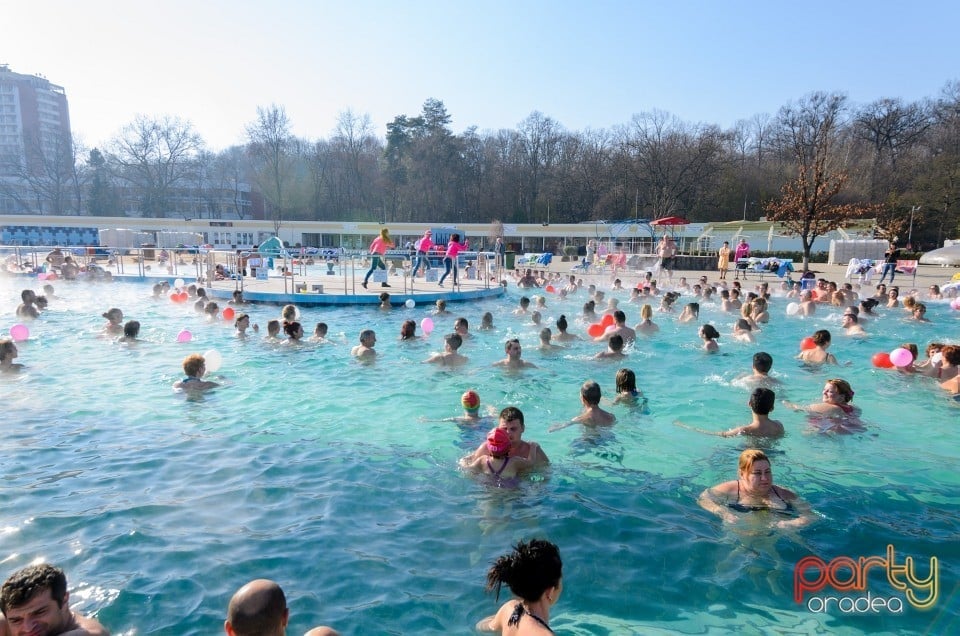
[0,563,109,636]
[438,233,469,287]
[733,238,750,280]
[717,241,730,280]
[471,406,549,468]
[224,578,338,636]
[361,228,394,290]
[878,241,901,284]
[409,229,433,279]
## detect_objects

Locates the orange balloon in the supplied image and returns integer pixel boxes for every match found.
[545,285,556,293]
[587,323,605,337]
[800,336,816,350]
[601,313,615,327]
[222,307,236,320]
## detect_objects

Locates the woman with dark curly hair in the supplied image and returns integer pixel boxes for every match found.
[478,538,562,635]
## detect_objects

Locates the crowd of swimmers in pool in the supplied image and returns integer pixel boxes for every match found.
[5,262,959,633]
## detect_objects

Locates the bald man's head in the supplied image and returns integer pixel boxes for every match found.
[225,579,288,636]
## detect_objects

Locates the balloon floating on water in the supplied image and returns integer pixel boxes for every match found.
[176,329,192,343]
[420,317,434,335]
[889,347,913,368]
[871,352,894,369]
[9,324,29,342]
[222,307,235,320]
[405,299,415,309]
[800,337,816,350]
[203,349,223,373]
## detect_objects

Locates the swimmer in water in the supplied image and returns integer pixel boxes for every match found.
[0,338,24,373]
[459,428,531,486]
[550,380,616,431]
[423,333,468,366]
[101,307,124,336]
[698,449,814,529]
[470,406,549,469]
[594,334,627,360]
[351,329,377,360]
[442,389,494,425]
[796,329,838,365]
[478,539,563,635]
[679,388,784,438]
[611,368,646,407]
[173,353,219,391]
[699,324,720,353]
[493,339,537,369]
[783,379,863,433]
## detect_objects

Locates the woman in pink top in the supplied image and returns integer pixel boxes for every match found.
[410,229,433,278]
[362,228,394,289]
[438,233,469,287]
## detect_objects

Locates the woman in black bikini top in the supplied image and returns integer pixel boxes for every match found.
[698,449,815,528]
[480,539,563,634]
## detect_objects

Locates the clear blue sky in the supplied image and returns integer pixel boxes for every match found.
[3,0,958,151]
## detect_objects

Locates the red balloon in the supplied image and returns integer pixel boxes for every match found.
[872,352,894,369]
[545,285,556,293]
[170,293,179,303]
[809,290,818,300]
[177,292,189,302]
[601,313,615,328]
[800,337,816,350]
[587,323,605,337]
[222,307,236,320]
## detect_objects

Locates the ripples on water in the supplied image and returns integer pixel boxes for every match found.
[1,277,958,634]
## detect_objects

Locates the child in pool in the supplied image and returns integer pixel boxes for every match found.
[699,324,720,353]
[612,368,646,407]
[460,428,530,484]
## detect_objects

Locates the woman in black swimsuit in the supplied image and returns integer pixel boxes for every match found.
[479,539,562,635]
[698,449,814,529]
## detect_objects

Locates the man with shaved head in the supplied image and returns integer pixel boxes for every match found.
[224,579,337,636]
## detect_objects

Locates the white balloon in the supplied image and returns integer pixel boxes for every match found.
[203,349,223,373]
[786,302,800,316]
[405,299,415,309]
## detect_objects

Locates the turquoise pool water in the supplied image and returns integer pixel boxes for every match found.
[2,276,958,635]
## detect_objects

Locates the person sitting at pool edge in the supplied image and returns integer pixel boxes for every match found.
[0,563,109,636]
[173,353,219,391]
[471,406,549,469]
[224,578,338,636]
[698,449,814,529]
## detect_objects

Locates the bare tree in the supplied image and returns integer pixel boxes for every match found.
[108,115,203,217]
[764,92,878,269]
[246,104,296,233]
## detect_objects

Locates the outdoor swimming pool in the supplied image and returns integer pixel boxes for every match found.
[2,275,957,634]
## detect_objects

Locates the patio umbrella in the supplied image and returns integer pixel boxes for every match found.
[919,244,960,266]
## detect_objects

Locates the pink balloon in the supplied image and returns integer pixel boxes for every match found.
[176,329,192,343]
[420,317,434,335]
[9,324,29,342]
[37,273,48,281]
[951,298,960,311]
[889,347,914,367]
